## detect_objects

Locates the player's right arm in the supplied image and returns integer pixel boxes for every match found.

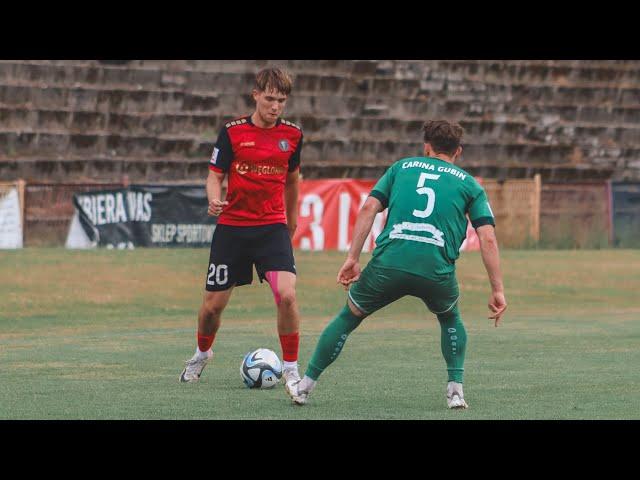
[337,164,394,288]
[207,126,233,216]
[476,225,507,327]
[206,170,228,216]
[337,196,384,288]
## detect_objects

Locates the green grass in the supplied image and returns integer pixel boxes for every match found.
[1,248,639,419]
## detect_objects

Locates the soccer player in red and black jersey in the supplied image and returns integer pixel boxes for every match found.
[180,68,303,389]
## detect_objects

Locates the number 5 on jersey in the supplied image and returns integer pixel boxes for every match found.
[413,173,440,218]
[207,263,229,286]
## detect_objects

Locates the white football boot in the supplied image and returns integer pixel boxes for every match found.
[282,368,301,391]
[447,381,469,409]
[285,377,314,406]
[179,350,213,383]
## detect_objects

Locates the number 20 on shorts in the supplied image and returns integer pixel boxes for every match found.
[207,263,229,286]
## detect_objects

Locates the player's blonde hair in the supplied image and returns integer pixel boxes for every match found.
[255,68,293,95]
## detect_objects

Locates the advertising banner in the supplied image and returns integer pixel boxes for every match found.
[66,185,216,249]
[0,188,23,249]
[292,179,478,252]
[66,180,478,251]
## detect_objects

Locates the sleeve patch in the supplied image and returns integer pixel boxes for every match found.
[210,147,219,165]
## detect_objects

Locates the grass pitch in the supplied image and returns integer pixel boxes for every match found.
[1,248,639,419]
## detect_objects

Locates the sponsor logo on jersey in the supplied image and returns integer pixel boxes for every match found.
[210,147,219,165]
[240,141,256,148]
[401,161,467,180]
[278,139,290,152]
[235,162,286,176]
[389,221,445,247]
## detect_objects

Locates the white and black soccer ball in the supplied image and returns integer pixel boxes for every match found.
[240,348,283,389]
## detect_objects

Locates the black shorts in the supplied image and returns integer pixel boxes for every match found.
[204,223,296,291]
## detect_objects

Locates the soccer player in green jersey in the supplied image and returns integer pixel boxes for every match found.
[286,120,507,409]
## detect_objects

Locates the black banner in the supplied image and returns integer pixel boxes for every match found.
[69,185,216,248]
[611,182,640,247]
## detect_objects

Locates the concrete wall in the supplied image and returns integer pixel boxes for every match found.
[1,60,639,182]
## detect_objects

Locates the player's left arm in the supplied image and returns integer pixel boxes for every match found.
[284,169,299,239]
[285,134,303,239]
[468,187,505,326]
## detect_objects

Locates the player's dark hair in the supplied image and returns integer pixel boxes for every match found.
[423,120,464,156]
[255,68,293,95]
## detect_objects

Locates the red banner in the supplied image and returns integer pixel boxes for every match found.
[292,179,479,252]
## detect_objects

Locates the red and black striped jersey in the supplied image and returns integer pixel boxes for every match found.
[209,115,303,226]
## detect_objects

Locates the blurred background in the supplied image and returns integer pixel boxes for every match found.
[1,59,639,249]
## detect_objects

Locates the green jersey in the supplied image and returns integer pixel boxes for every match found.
[369,156,495,278]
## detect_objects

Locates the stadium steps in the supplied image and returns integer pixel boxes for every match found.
[5,60,640,96]
[436,60,640,84]
[0,129,210,157]
[5,103,640,144]
[0,155,210,182]
[1,122,639,167]
[3,79,640,119]
[0,61,372,95]
[2,60,640,181]
[0,83,223,113]
[0,59,380,77]
[300,159,615,182]
[3,120,635,167]
[0,106,223,136]
[5,64,640,106]
[0,154,617,184]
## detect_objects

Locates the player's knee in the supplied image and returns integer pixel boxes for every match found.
[347,298,367,318]
[436,310,454,323]
[437,306,462,326]
[278,289,297,308]
[202,300,226,319]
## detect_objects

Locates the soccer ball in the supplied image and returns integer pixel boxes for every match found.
[240,348,283,389]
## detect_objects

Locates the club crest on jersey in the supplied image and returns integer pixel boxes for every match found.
[278,139,290,152]
[236,162,250,175]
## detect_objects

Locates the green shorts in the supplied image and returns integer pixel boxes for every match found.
[347,262,459,316]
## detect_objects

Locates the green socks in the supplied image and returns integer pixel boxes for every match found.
[305,305,364,381]
[437,305,467,383]
[304,302,466,384]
